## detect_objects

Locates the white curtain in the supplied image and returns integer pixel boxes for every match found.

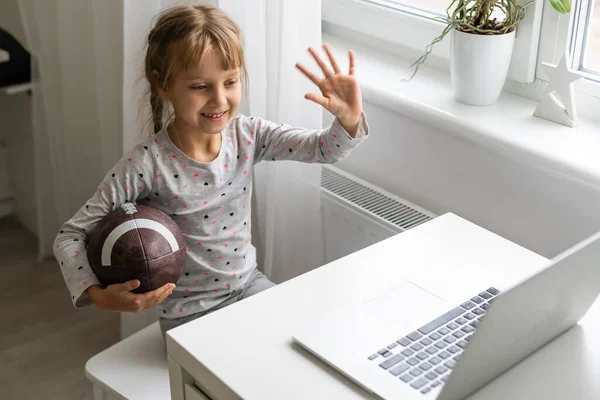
[220,0,325,283]
[17,0,123,261]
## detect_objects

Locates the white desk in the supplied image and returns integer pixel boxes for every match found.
[166,213,600,400]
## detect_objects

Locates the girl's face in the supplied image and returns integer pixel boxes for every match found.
[163,51,242,135]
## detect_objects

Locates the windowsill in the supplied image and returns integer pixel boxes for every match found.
[324,33,600,192]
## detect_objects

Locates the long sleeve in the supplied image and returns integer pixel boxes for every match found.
[248,111,369,164]
[53,143,156,308]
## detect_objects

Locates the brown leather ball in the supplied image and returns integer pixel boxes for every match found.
[87,203,186,293]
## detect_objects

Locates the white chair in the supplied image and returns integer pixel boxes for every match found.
[85,321,170,400]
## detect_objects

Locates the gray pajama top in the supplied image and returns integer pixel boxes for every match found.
[53,112,369,319]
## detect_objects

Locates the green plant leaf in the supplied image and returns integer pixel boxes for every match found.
[549,0,571,14]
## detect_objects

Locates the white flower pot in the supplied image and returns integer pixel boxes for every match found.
[450,28,516,106]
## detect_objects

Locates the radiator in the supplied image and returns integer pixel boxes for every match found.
[320,165,437,264]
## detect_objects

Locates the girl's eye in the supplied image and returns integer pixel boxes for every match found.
[191,81,236,90]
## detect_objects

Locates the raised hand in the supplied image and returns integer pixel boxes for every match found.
[296,44,363,137]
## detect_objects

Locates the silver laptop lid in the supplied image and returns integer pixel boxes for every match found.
[438,230,600,400]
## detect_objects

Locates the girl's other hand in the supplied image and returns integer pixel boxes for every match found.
[89,280,175,312]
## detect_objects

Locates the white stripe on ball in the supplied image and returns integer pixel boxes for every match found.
[101,218,180,266]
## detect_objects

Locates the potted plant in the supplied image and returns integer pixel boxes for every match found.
[406,0,572,106]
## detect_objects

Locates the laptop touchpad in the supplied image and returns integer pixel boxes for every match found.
[361,281,446,330]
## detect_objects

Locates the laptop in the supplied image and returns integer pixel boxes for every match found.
[292,228,600,399]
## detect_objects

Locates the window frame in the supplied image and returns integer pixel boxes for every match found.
[570,0,599,77]
[536,0,600,101]
[322,0,451,68]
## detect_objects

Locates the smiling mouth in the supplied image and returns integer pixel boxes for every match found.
[201,111,227,119]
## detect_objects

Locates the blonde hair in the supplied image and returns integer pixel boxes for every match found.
[144,4,248,133]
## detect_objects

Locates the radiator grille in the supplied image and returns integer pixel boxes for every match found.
[321,166,434,232]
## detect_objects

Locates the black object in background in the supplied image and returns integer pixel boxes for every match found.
[0,28,31,88]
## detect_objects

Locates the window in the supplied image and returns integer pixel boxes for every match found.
[382,0,448,15]
[576,0,600,76]
[322,0,453,70]
[322,0,544,83]
[533,0,600,107]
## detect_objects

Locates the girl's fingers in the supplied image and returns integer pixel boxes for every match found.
[308,47,333,78]
[304,92,329,109]
[295,63,321,86]
[156,287,173,305]
[348,50,356,75]
[138,283,172,307]
[322,44,341,74]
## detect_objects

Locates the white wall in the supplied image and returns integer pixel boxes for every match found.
[327,101,600,259]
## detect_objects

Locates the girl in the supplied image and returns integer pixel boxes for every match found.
[54,4,369,338]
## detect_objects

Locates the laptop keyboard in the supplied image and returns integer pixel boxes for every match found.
[367,287,500,395]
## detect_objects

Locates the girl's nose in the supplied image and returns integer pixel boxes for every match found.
[210,88,227,106]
